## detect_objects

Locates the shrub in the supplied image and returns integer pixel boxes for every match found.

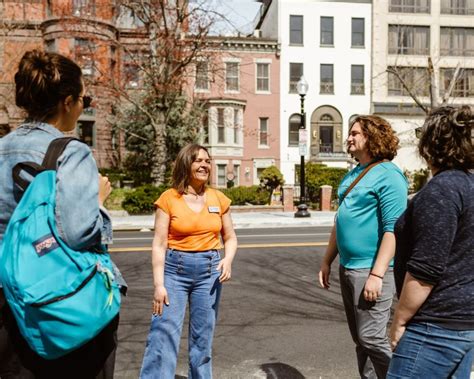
[405,168,430,193]
[122,184,169,215]
[305,163,348,204]
[104,188,133,211]
[259,166,285,192]
[221,185,271,206]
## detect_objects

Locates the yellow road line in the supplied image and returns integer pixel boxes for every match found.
[109,241,328,253]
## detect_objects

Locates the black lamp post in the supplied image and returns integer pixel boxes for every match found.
[295,76,310,218]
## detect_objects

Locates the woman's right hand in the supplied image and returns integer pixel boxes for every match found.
[98,174,112,206]
[318,262,331,289]
[153,285,169,316]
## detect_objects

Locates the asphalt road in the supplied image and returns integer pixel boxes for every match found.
[111,226,360,379]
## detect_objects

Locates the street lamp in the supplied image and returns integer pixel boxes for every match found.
[295,76,310,218]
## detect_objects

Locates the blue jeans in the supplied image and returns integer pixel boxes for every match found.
[140,249,222,379]
[388,322,474,379]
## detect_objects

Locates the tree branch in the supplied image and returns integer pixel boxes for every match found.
[386,67,429,114]
[441,63,461,106]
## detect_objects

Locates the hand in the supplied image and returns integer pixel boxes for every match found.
[363,275,383,302]
[152,285,169,316]
[217,257,232,283]
[319,262,331,289]
[98,174,112,206]
[389,321,406,351]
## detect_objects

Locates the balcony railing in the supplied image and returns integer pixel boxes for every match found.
[440,48,474,56]
[320,81,334,94]
[389,4,430,13]
[351,82,365,94]
[388,46,430,55]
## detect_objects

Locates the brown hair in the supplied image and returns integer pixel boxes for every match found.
[172,143,211,194]
[15,50,83,122]
[418,106,473,171]
[349,115,400,161]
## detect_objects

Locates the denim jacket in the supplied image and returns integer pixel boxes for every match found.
[0,121,126,291]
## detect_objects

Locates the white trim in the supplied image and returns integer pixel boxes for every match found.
[222,57,241,63]
[254,58,273,64]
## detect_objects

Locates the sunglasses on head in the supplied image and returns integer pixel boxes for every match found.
[80,95,92,109]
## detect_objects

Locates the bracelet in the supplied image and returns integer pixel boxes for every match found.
[369,272,384,280]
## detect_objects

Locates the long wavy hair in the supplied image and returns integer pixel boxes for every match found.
[349,115,400,161]
[418,106,473,172]
[172,143,211,194]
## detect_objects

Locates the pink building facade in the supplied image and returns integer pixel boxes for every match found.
[193,37,281,188]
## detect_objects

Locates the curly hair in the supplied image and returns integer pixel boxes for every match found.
[418,106,473,171]
[172,143,211,194]
[349,115,400,161]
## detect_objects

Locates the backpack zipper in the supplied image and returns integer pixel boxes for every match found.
[30,266,98,308]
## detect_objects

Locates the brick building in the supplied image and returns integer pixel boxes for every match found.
[0,1,281,187]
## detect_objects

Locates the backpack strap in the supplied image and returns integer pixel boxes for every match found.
[42,137,80,171]
[340,160,388,202]
[12,137,80,192]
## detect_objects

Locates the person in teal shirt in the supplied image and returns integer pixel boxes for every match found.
[319,115,408,379]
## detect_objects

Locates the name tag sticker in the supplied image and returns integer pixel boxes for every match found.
[208,206,220,213]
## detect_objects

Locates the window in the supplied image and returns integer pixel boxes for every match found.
[289,63,303,93]
[441,0,474,14]
[389,0,430,13]
[289,15,303,45]
[440,68,474,97]
[203,112,209,144]
[73,0,95,16]
[320,64,334,94]
[351,65,364,94]
[440,27,474,56]
[233,109,239,144]
[195,61,209,90]
[217,164,226,187]
[77,121,95,147]
[320,17,334,45]
[387,66,429,96]
[233,165,240,186]
[217,108,225,143]
[256,63,270,92]
[352,18,365,47]
[123,53,140,88]
[74,38,95,77]
[45,40,56,52]
[225,62,239,91]
[289,114,301,146]
[259,118,269,146]
[388,25,430,55]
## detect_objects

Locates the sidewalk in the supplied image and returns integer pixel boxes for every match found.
[110,210,336,231]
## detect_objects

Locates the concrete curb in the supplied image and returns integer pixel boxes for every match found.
[111,211,336,231]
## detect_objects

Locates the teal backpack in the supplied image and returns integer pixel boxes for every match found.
[0,137,121,359]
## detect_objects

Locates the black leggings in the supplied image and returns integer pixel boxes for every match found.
[1,294,118,379]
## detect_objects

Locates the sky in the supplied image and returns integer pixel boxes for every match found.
[207,0,263,36]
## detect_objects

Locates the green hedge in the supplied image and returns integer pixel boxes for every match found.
[305,163,348,204]
[122,184,169,215]
[221,185,271,206]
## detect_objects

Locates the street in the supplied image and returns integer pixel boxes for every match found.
[111,227,360,379]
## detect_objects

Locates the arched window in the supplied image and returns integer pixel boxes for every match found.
[289,114,301,146]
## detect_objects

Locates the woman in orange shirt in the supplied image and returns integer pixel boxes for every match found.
[140,144,238,379]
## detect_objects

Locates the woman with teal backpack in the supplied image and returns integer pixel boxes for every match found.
[0,50,124,378]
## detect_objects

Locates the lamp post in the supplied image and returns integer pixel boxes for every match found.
[295,76,310,218]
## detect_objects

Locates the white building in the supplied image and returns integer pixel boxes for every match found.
[372,0,474,171]
[256,0,372,185]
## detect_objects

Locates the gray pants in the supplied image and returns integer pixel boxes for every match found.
[339,266,395,379]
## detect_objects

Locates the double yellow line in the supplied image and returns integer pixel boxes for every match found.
[109,241,328,253]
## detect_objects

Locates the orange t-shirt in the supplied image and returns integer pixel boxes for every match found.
[154,188,232,251]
